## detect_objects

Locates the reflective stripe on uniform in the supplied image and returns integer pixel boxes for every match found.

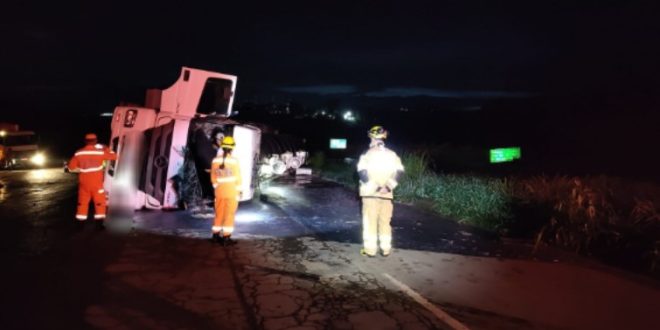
[363,232,378,249]
[75,151,105,156]
[98,189,105,193]
[212,158,238,164]
[94,214,106,219]
[76,215,87,220]
[215,177,237,183]
[379,234,392,251]
[79,165,105,173]
[212,226,233,234]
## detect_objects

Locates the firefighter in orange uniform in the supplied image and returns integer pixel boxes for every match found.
[67,133,117,228]
[210,136,242,245]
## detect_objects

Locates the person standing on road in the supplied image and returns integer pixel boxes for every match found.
[210,136,242,245]
[67,133,117,229]
[357,125,405,257]
[192,127,226,204]
[212,128,226,157]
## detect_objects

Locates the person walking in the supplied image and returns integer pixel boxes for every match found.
[67,133,117,229]
[210,136,242,245]
[357,126,404,257]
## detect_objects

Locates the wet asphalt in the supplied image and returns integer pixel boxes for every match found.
[0,168,558,266]
[130,174,546,263]
[2,168,658,330]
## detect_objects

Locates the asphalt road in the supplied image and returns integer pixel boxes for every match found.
[1,168,659,330]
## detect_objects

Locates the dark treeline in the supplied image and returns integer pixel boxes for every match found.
[235,95,660,182]
[11,92,659,182]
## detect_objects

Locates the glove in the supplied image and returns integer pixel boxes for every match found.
[377,186,391,194]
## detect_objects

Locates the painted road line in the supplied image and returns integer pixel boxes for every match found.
[383,273,470,330]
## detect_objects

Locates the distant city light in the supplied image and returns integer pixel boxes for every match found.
[0,130,6,137]
[100,112,114,117]
[342,110,356,122]
[490,147,521,163]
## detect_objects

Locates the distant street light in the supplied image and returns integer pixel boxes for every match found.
[343,110,356,122]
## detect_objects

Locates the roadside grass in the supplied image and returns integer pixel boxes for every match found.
[309,151,357,190]
[395,153,514,231]
[515,175,660,275]
[314,151,660,276]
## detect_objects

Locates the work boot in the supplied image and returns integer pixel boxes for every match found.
[360,248,376,258]
[222,236,237,246]
[95,221,106,231]
[212,233,223,244]
[381,250,391,257]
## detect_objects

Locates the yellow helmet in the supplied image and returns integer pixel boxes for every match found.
[220,136,236,149]
[368,125,388,139]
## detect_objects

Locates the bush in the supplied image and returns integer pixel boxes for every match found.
[318,157,357,188]
[514,176,660,274]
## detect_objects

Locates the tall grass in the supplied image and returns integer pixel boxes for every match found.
[516,176,660,274]
[312,153,357,189]
[317,151,660,275]
[396,153,513,231]
[319,151,514,231]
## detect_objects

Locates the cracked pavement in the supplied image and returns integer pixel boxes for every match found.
[2,169,659,330]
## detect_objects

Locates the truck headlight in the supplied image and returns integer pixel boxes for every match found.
[31,153,46,166]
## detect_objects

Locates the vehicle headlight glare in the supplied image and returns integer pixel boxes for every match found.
[31,153,46,166]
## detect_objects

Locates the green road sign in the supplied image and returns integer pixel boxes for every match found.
[330,138,347,149]
[490,147,521,163]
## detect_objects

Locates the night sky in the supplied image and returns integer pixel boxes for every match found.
[1,1,660,173]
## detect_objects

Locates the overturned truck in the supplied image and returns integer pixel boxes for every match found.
[105,67,260,211]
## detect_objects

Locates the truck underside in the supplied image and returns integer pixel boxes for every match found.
[104,67,260,211]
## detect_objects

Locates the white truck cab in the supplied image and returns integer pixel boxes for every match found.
[105,67,260,210]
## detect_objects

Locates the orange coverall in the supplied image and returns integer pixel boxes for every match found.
[68,143,116,221]
[210,154,242,237]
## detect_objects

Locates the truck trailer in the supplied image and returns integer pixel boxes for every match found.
[104,67,261,210]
